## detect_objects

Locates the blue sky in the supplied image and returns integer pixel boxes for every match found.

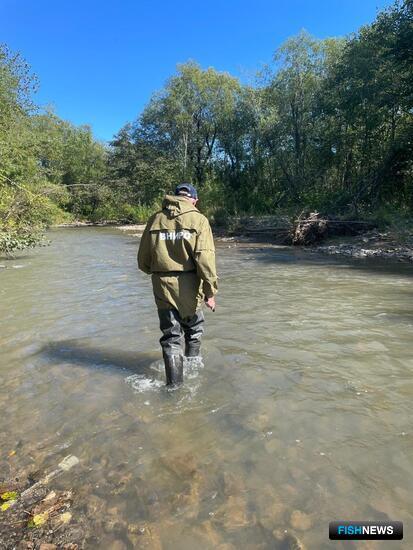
[2,0,395,142]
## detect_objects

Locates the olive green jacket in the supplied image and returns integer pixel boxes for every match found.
[137,195,218,314]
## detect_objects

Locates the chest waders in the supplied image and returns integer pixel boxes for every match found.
[157,308,205,387]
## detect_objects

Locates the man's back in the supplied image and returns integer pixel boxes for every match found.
[138,194,214,275]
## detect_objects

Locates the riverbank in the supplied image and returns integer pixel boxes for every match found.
[312,229,413,262]
[54,217,413,263]
[118,221,413,263]
[217,214,413,262]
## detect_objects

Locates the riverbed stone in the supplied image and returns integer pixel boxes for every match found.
[258,500,287,530]
[51,511,72,529]
[288,466,306,482]
[290,510,312,531]
[333,472,354,495]
[86,494,106,516]
[103,513,127,536]
[0,478,25,494]
[63,525,85,544]
[127,522,162,549]
[254,485,287,529]
[191,520,223,547]
[279,483,299,499]
[222,470,245,496]
[110,472,133,496]
[369,495,399,518]
[213,494,252,530]
[128,523,145,534]
[99,538,127,550]
[273,528,306,549]
[264,438,281,454]
[172,478,200,519]
[247,413,271,433]
[162,452,198,479]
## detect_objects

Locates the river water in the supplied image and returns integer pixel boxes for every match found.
[1,227,412,549]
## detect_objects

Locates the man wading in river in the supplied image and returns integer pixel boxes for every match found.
[137,183,218,387]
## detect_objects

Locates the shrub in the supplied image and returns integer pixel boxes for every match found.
[0,228,49,258]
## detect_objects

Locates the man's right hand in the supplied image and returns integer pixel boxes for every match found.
[205,296,216,311]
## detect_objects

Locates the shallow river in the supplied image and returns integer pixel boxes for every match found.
[1,227,412,549]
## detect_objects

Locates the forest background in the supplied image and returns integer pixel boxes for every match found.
[1,0,412,254]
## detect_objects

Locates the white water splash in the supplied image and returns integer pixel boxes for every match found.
[125,356,204,393]
[124,374,164,393]
[184,356,204,379]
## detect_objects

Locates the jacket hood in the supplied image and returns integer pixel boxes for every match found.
[162,194,199,218]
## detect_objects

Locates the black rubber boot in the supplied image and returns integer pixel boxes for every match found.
[185,341,201,357]
[163,352,184,387]
[182,310,204,358]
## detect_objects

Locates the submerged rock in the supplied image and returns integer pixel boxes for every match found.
[127,522,162,549]
[172,478,201,519]
[246,413,271,433]
[264,438,281,454]
[103,504,128,535]
[258,501,287,530]
[273,528,307,549]
[86,494,106,516]
[213,494,252,530]
[222,471,246,496]
[289,510,312,531]
[161,452,198,479]
[191,520,223,547]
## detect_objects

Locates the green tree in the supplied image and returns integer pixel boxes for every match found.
[258,32,344,206]
[321,0,413,211]
[140,61,241,187]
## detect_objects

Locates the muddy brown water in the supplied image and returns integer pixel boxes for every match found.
[1,227,412,549]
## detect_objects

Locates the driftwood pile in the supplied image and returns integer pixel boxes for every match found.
[217,212,374,246]
[291,212,373,246]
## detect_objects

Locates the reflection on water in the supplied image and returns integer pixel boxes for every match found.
[1,227,412,549]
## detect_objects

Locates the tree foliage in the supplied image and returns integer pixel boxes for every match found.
[0,44,108,254]
[1,0,412,254]
[112,1,412,220]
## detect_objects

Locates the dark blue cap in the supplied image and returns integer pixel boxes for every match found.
[175,183,198,199]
